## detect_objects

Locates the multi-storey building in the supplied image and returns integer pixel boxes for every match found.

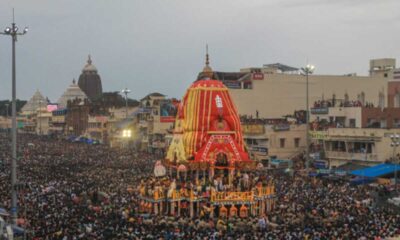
[242,118,306,162]
[203,58,395,118]
[312,128,400,167]
[131,93,178,153]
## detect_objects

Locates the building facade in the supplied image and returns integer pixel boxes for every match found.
[65,99,90,136]
[311,128,400,167]
[310,84,400,129]
[206,59,395,118]
[242,120,306,161]
[133,93,177,153]
[36,106,52,135]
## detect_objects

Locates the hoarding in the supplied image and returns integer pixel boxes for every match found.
[251,147,268,156]
[242,124,265,134]
[47,104,58,112]
[223,80,241,89]
[252,73,264,80]
[311,107,329,114]
[160,100,177,123]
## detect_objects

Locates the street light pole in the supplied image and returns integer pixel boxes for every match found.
[301,64,315,171]
[5,103,9,130]
[121,88,131,119]
[0,13,28,224]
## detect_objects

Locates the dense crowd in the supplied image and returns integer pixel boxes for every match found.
[0,133,399,239]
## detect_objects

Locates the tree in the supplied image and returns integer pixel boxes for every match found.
[0,100,27,117]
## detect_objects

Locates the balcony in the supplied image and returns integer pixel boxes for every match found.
[325,151,379,162]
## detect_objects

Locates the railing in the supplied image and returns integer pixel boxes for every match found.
[211,191,254,202]
[288,148,306,160]
[153,189,200,201]
[154,189,165,200]
[142,186,275,202]
[211,186,275,202]
[325,151,379,161]
[255,186,275,196]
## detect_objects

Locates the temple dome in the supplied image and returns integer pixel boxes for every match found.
[57,79,88,108]
[82,55,98,72]
[78,55,103,101]
[21,90,48,113]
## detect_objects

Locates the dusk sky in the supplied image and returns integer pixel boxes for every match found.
[0,0,399,101]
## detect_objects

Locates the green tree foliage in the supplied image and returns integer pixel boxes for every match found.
[0,100,27,116]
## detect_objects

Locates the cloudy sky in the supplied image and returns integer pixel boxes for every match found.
[0,0,399,101]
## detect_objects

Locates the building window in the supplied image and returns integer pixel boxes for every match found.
[294,138,300,148]
[349,119,356,128]
[381,118,387,128]
[394,93,400,108]
[245,139,252,145]
[384,73,388,78]
[367,118,379,128]
[379,92,385,108]
[280,138,285,148]
[394,119,400,128]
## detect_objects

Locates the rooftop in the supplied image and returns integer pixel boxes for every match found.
[263,63,299,72]
[140,92,166,101]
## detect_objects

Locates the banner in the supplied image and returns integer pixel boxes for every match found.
[310,131,327,140]
[252,73,264,80]
[311,107,329,114]
[160,100,177,123]
[251,147,268,156]
[273,124,290,131]
[223,81,241,89]
[242,124,265,134]
[47,104,58,112]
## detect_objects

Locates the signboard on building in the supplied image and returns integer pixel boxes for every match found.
[270,158,292,168]
[273,124,290,131]
[242,124,265,134]
[310,131,327,140]
[17,121,24,129]
[314,159,326,169]
[252,73,264,80]
[47,104,58,112]
[317,169,331,175]
[160,100,177,123]
[251,147,268,156]
[223,81,241,89]
[311,107,329,114]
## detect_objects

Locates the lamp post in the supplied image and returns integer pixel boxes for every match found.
[121,88,131,119]
[301,64,315,171]
[390,134,400,193]
[0,12,28,224]
[5,103,10,130]
[5,103,10,131]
